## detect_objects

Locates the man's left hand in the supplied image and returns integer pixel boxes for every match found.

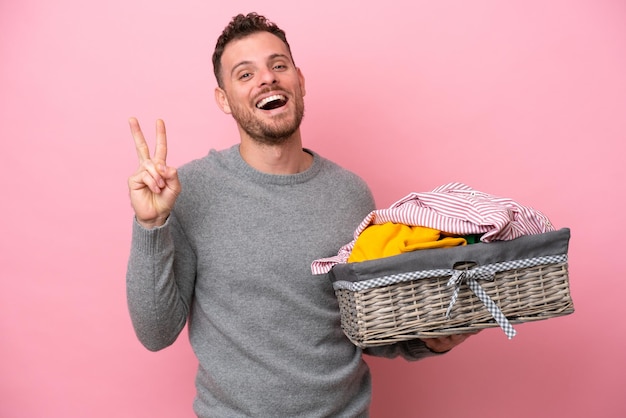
[421,331,480,353]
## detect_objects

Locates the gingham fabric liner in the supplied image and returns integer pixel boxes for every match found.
[332,254,568,339]
[332,254,567,292]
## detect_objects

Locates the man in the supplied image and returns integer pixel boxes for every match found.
[127,13,473,417]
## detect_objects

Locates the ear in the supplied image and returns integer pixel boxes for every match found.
[297,67,306,97]
[214,87,232,114]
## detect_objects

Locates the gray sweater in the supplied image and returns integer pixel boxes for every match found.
[127,145,436,417]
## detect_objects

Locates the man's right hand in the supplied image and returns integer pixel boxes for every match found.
[128,117,181,229]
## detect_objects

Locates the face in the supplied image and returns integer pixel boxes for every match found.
[215,31,306,145]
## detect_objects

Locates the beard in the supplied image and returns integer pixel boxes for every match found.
[229,92,305,146]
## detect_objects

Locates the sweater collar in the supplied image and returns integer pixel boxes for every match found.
[225,144,322,185]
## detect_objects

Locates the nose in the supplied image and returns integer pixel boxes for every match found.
[258,66,277,86]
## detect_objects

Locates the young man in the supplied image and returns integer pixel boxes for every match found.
[126,13,473,417]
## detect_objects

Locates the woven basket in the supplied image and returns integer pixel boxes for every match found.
[330,228,574,347]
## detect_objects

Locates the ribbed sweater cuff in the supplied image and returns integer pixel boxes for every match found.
[131,217,173,256]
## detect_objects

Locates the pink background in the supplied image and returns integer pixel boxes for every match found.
[2,1,625,417]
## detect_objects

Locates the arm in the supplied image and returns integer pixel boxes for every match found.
[126,215,196,351]
[125,118,189,351]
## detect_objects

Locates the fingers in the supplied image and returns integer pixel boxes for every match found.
[128,117,179,195]
[422,331,480,353]
[129,117,150,163]
[447,334,469,346]
[129,118,168,164]
[129,159,179,195]
[131,160,166,194]
[154,119,168,162]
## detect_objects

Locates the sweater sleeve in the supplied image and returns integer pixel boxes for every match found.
[126,215,197,351]
[363,339,445,361]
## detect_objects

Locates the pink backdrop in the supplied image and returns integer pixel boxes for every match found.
[2,1,625,417]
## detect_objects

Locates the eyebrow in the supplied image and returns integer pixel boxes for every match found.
[230,53,292,77]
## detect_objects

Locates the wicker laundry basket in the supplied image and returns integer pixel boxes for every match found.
[329,228,574,347]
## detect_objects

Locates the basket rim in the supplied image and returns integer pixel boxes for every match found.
[329,228,570,286]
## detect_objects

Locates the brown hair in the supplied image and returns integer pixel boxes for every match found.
[212,13,294,87]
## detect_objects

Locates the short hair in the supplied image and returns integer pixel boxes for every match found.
[212,13,295,88]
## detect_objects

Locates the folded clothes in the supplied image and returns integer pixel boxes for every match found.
[347,222,467,263]
[311,182,555,275]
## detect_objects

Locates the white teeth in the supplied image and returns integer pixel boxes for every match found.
[256,94,286,109]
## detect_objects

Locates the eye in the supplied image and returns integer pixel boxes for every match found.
[273,64,287,71]
[238,72,252,80]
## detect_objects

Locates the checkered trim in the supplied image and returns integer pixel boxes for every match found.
[332,254,567,292]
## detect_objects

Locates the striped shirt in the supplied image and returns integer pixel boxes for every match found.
[310,182,555,274]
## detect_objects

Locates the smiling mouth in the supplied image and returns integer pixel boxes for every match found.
[256,94,288,110]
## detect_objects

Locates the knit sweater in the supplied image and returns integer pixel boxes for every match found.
[126,145,437,417]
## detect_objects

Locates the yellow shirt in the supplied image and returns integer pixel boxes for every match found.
[348,222,467,263]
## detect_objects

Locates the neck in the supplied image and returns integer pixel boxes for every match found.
[239,131,313,175]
